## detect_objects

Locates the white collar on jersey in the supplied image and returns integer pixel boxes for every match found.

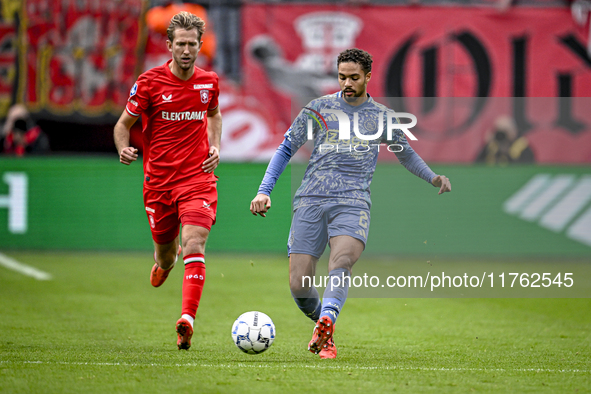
[336,91,372,99]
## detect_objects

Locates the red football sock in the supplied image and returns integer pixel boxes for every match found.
[182,253,206,319]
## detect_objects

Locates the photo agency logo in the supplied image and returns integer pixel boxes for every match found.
[304,106,418,153]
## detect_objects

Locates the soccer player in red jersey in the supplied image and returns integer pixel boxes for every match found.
[113,11,222,350]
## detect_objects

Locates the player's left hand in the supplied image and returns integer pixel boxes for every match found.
[202,146,220,173]
[432,175,451,195]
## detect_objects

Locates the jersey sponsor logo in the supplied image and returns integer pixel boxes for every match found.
[161,110,206,121]
[504,174,591,247]
[200,90,209,104]
[129,83,138,97]
[162,94,172,102]
[194,84,213,89]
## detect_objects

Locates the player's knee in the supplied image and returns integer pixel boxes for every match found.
[290,272,312,296]
[156,248,176,269]
[290,282,310,297]
[329,254,356,273]
[183,235,207,255]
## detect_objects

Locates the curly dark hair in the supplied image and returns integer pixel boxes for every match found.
[337,48,373,74]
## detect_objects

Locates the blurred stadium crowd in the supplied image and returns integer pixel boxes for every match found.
[0,0,589,163]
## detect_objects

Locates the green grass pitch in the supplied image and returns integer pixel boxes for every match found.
[0,251,589,393]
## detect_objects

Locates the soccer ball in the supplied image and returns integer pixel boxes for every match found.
[231,311,275,354]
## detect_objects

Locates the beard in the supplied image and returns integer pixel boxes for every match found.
[175,55,195,70]
[342,89,364,103]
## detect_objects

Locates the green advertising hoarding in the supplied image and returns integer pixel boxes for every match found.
[0,157,590,258]
[0,157,291,252]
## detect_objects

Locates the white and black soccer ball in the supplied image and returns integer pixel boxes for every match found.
[231,311,275,354]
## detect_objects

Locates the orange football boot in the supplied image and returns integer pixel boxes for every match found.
[150,264,173,287]
[150,245,181,287]
[308,316,334,355]
[319,336,337,359]
[176,318,193,350]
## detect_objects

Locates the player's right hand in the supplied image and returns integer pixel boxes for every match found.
[250,194,271,217]
[119,146,138,165]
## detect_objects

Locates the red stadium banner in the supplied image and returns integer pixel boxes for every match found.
[242,5,591,163]
[14,0,146,123]
[0,20,17,118]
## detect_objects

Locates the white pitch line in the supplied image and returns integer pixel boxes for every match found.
[0,252,52,280]
[0,361,586,374]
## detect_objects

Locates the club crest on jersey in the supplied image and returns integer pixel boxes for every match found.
[129,83,137,97]
[162,94,172,102]
[200,90,209,104]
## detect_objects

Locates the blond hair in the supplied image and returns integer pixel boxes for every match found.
[167,11,205,41]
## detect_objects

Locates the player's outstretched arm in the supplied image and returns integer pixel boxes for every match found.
[431,175,451,195]
[250,137,293,218]
[250,193,272,217]
[204,107,222,173]
[393,135,451,194]
[114,110,139,165]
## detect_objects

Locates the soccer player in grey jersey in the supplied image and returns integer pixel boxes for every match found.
[250,48,451,359]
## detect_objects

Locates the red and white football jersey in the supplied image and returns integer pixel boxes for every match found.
[126,59,219,191]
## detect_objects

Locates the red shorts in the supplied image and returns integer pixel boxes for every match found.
[143,182,218,245]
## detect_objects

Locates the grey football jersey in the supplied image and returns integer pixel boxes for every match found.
[286,92,410,210]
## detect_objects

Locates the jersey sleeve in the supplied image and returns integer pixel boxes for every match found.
[394,133,437,184]
[257,138,292,196]
[383,111,437,184]
[125,74,150,117]
[208,73,220,111]
[284,102,317,152]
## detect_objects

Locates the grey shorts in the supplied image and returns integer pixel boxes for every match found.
[287,204,370,258]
